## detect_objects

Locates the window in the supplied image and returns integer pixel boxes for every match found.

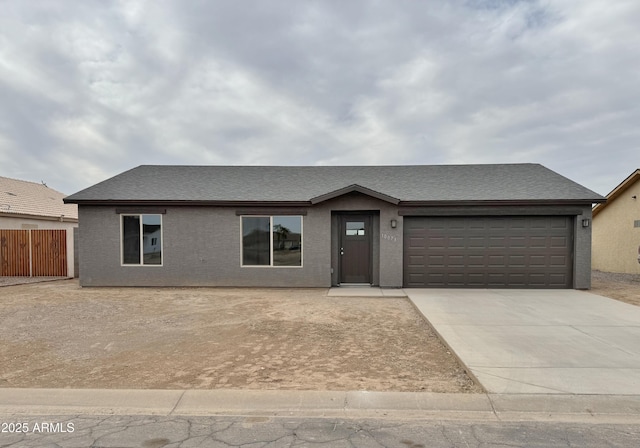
[122,214,162,265]
[241,216,302,267]
[346,221,365,236]
[242,217,270,265]
[635,220,640,228]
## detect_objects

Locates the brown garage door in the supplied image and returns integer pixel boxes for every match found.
[403,216,573,288]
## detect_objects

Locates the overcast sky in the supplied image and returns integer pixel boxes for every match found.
[1,1,638,197]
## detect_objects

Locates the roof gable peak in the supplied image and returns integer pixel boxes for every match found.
[593,168,640,217]
[310,184,400,205]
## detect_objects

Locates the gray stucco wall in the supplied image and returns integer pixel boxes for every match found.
[79,205,330,287]
[573,205,593,289]
[73,227,79,278]
[77,200,593,289]
[78,193,404,287]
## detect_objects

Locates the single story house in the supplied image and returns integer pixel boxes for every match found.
[64,164,604,289]
[1,176,78,277]
[592,169,640,274]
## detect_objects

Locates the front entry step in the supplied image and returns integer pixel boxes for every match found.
[327,287,406,297]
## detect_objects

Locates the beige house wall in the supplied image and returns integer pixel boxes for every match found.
[592,180,640,274]
[0,215,78,277]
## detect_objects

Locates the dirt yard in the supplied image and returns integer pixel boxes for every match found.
[0,280,480,393]
[590,270,640,306]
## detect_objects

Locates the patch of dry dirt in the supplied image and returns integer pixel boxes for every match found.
[590,270,640,306]
[0,276,67,287]
[0,280,480,393]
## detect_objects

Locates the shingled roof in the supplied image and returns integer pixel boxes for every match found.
[64,164,604,205]
[0,176,78,221]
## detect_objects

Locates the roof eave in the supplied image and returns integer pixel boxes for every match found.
[0,211,78,223]
[592,169,640,218]
[65,198,603,208]
[63,199,312,207]
[399,199,604,207]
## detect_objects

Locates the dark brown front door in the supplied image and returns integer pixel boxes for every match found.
[339,215,372,284]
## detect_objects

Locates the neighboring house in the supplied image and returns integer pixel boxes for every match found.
[64,164,604,289]
[592,169,640,274]
[0,176,78,277]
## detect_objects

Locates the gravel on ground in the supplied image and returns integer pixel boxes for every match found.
[0,280,480,393]
[590,270,640,306]
[0,276,68,287]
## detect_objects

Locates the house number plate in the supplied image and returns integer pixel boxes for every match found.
[381,233,397,242]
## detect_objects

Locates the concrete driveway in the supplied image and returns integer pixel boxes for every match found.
[406,289,640,395]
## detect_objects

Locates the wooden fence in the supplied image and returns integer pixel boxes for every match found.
[0,229,67,277]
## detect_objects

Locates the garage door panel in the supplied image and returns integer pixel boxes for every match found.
[403,216,573,288]
[528,236,548,248]
[467,255,486,267]
[528,255,548,267]
[427,237,446,248]
[549,274,569,286]
[448,237,465,248]
[508,236,526,248]
[507,272,526,283]
[407,236,425,248]
[488,237,507,248]
[466,274,486,286]
[550,236,568,248]
[550,219,570,229]
[486,254,505,265]
[549,255,569,267]
[528,275,547,286]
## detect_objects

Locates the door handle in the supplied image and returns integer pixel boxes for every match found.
[340,247,344,256]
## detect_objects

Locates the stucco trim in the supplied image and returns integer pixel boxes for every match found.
[399,206,586,216]
[115,207,167,214]
[235,208,308,216]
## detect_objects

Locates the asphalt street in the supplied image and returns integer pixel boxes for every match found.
[1,414,639,447]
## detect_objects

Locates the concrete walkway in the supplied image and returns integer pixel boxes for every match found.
[327,287,406,297]
[406,289,640,395]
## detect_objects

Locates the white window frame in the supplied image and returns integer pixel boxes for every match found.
[240,215,303,268]
[120,214,164,267]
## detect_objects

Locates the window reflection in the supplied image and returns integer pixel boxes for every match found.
[273,216,302,266]
[242,217,270,265]
[122,215,141,264]
[142,215,162,265]
[241,216,303,267]
[346,221,365,236]
[122,214,162,266]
